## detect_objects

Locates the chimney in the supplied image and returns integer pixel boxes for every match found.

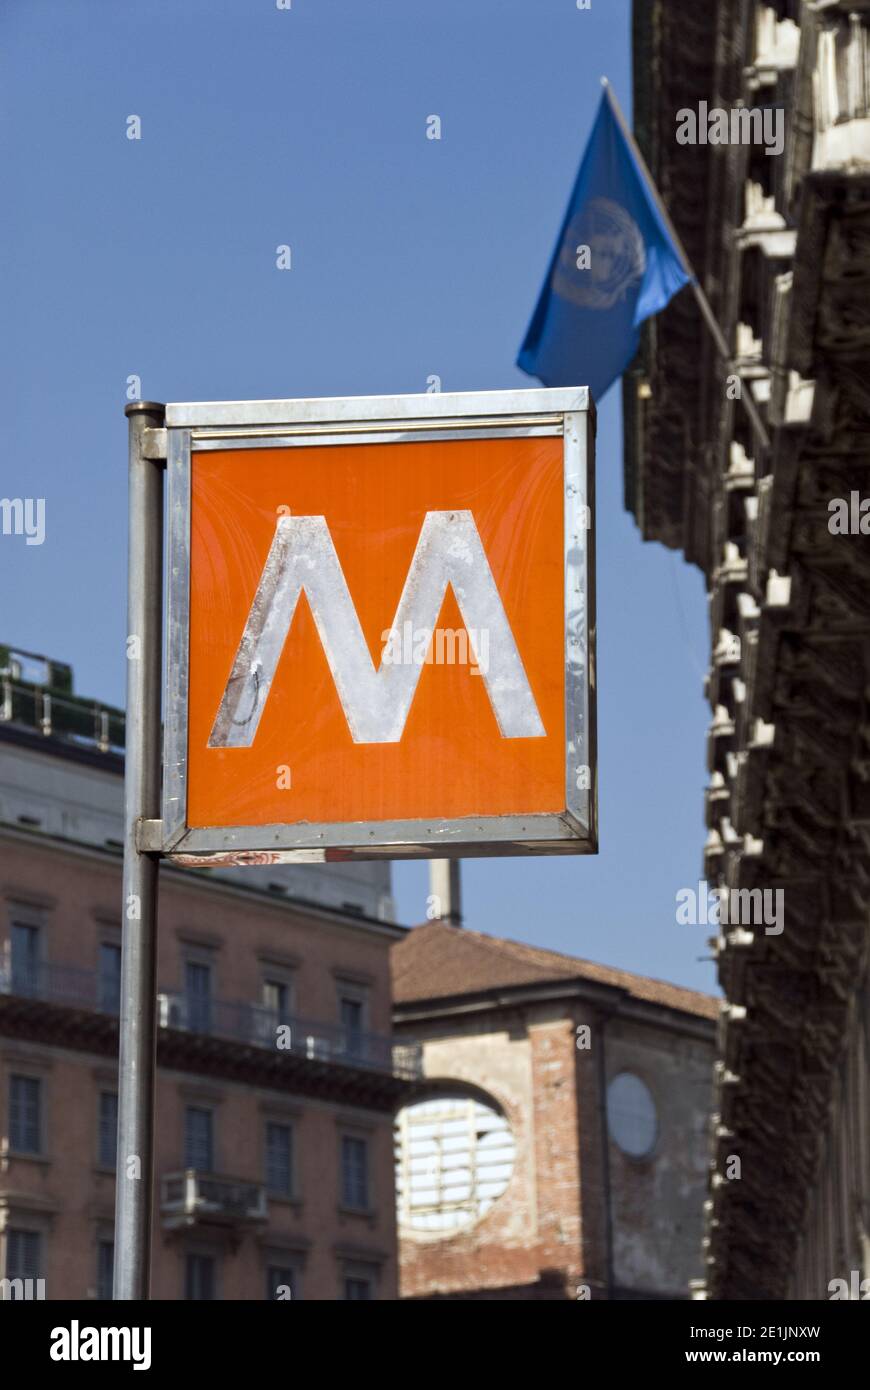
[428,859,462,926]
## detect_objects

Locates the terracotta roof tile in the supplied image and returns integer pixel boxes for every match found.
[392,920,718,1021]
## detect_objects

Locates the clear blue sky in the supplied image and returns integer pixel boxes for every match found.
[0,0,714,993]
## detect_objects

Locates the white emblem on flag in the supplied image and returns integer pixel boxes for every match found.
[554,196,646,310]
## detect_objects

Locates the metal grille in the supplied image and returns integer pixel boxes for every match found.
[184,1106,213,1172]
[185,1253,215,1301]
[341,1135,369,1209]
[98,1091,118,1168]
[9,1076,40,1154]
[97,1241,114,1301]
[6,1229,41,1282]
[265,1122,293,1196]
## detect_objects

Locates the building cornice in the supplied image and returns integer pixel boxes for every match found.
[393,977,716,1043]
[0,822,406,942]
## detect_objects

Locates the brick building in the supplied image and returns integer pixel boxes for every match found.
[391,921,717,1300]
[0,647,418,1299]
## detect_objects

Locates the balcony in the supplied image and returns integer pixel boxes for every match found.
[160,1170,268,1232]
[0,671,124,754]
[812,12,870,173]
[157,990,421,1081]
[0,961,120,1014]
[0,963,422,1089]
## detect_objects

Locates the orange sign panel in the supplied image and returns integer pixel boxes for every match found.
[160,388,595,860]
[187,436,564,828]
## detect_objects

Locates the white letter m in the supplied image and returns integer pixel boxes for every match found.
[209,510,545,746]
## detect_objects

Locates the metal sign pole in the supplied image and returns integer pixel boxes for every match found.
[113,400,166,1300]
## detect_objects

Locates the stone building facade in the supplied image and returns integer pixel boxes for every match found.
[625,0,870,1298]
[0,647,416,1299]
[392,921,716,1300]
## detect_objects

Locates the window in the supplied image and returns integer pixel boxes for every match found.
[5,1229,41,1283]
[184,961,212,1033]
[185,1252,215,1300]
[184,1107,214,1172]
[340,1135,369,1210]
[10,922,40,996]
[9,1075,41,1154]
[98,942,122,1014]
[97,1240,114,1300]
[267,1265,297,1300]
[340,997,364,1060]
[262,979,291,1023]
[258,971,295,1044]
[265,1122,293,1197]
[98,1092,118,1168]
[606,1072,658,1158]
[394,1094,516,1234]
[343,1271,375,1300]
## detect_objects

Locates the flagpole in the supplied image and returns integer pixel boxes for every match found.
[601,78,770,455]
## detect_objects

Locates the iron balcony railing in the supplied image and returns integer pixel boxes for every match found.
[157,990,422,1080]
[160,1170,268,1230]
[0,961,121,1014]
[0,675,124,754]
[0,962,421,1081]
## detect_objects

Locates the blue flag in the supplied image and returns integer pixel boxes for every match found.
[517,87,691,402]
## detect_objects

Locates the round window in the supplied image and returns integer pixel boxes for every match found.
[394,1094,515,1235]
[607,1072,657,1157]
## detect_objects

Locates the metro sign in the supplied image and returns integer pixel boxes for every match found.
[157,388,596,864]
[210,508,546,747]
